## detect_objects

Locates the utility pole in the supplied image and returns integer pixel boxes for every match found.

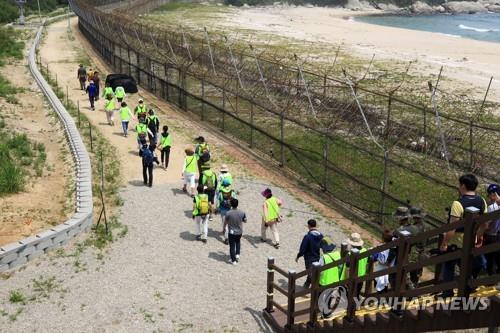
[37,0,42,24]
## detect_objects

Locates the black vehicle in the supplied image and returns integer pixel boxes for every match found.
[105,74,138,93]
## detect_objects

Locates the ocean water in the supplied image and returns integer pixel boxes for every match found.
[356,12,500,43]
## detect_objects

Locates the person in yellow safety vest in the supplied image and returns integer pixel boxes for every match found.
[182,147,198,197]
[119,101,134,137]
[201,166,218,221]
[192,185,210,243]
[135,116,153,149]
[260,188,283,249]
[104,93,116,126]
[115,86,126,103]
[158,125,172,170]
[347,232,368,295]
[194,136,210,180]
[318,236,347,319]
[134,98,147,119]
[102,82,114,98]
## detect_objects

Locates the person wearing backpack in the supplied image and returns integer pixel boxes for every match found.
[201,166,218,221]
[146,109,160,144]
[182,147,198,197]
[104,93,116,126]
[135,116,153,149]
[102,82,113,99]
[296,219,323,288]
[158,125,172,170]
[217,181,237,244]
[195,136,210,180]
[139,143,155,187]
[261,188,283,249]
[85,80,97,111]
[193,185,210,243]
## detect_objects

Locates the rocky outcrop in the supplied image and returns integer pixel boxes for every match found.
[442,1,489,13]
[410,1,434,14]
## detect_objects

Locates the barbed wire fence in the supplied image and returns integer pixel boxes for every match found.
[70,0,500,230]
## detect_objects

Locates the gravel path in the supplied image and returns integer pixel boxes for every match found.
[0,18,347,333]
[0,177,346,333]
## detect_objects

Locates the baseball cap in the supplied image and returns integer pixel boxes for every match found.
[487,184,500,195]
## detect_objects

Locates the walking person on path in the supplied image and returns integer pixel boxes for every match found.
[77,64,87,90]
[102,82,113,99]
[158,125,172,170]
[260,188,283,249]
[146,109,160,144]
[193,185,210,243]
[195,136,210,180]
[104,93,116,126]
[119,101,134,137]
[296,219,323,288]
[93,71,100,100]
[201,165,218,221]
[223,198,247,265]
[115,85,126,103]
[135,117,153,149]
[217,164,233,199]
[134,98,147,119]
[182,147,198,197]
[139,142,154,187]
[85,80,97,111]
[217,180,237,244]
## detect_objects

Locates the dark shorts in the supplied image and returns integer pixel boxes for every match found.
[206,189,216,204]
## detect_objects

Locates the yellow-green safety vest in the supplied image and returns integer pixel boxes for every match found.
[115,86,126,98]
[357,248,368,277]
[319,251,346,286]
[264,196,280,223]
[120,107,131,121]
[136,123,148,137]
[193,193,208,216]
[196,142,209,157]
[202,170,216,187]
[184,155,197,174]
[135,105,147,116]
[102,86,113,98]
[105,99,115,111]
[160,134,171,148]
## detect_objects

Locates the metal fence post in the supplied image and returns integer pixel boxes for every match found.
[201,78,205,121]
[323,133,328,191]
[250,103,254,148]
[266,257,275,313]
[280,110,284,167]
[469,120,474,171]
[221,88,225,132]
[286,270,296,329]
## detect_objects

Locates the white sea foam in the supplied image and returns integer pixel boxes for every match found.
[458,24,499,33]
[439,33,462,38]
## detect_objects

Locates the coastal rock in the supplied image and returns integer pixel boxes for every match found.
[410,1,435,14]
[442,1,488,14]
[377,3,401,11]
[486,3,500,12]
[344,0,373,10]
[434,5,446,13]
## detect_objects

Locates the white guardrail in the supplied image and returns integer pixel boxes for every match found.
[0,21,93,272]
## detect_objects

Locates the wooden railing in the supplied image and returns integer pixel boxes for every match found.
[265,208,500,329]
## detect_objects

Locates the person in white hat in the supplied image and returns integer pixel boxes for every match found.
[346,232,368,294]
[217,164,233,200]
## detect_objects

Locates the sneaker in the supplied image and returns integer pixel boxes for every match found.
[274,243,280,249]
[236,255,240,262]
[202,239,207,244]
[195,235,201,241]
[260,238,266,243]
[209,216,213,221]
[232,261,238,265]
[224,239,228,245]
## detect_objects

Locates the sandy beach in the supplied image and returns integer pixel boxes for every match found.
[222,6,500,101]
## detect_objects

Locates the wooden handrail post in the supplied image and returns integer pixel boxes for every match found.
[458,210,478,297]
[346,248,359,321]
[266,257,275,313]
[394,232,410,296]
[286,270,297,329]
[308,262,321,328]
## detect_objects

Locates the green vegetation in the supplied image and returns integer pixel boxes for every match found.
[0,0,69,24]
[8,290,26,304]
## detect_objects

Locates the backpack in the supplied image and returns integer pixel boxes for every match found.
[220,191,233,210]
[200,151,211,164]
[205,173,215,190]
[199,195,209,216]
[142,147,154,165]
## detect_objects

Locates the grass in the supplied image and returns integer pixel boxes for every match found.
[31,275,61,299]
[8,290,26,304]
